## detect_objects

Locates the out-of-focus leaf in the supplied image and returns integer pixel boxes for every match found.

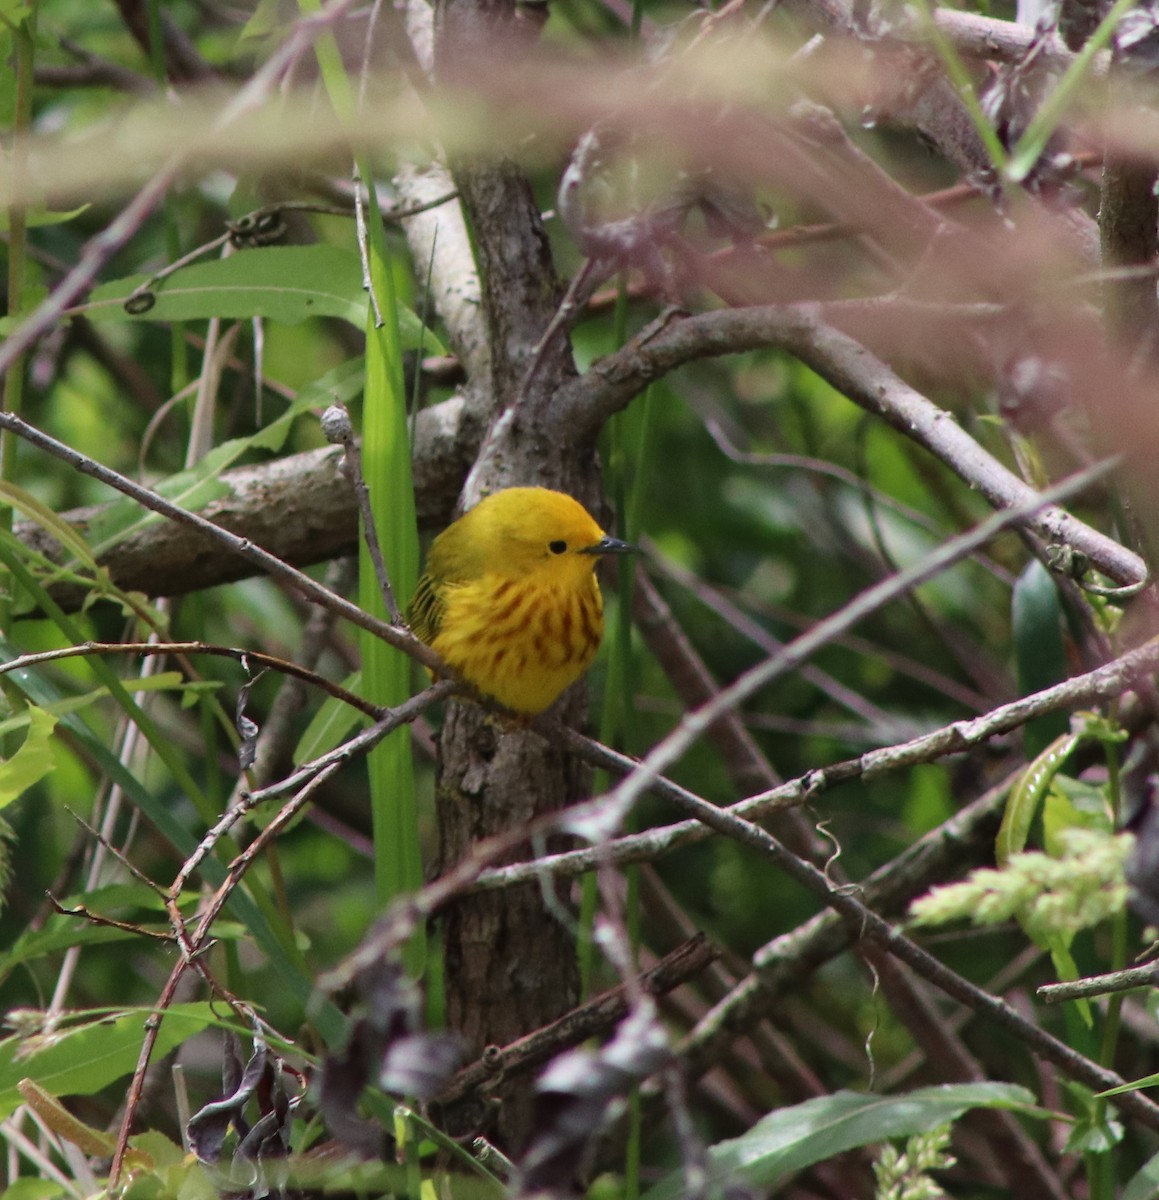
[1124,1148,1159,1200]
[0,706,57,810]
[1065,1112,1124,1154]
[0,481,100,570]
[1044,778,1112,855]
[0,886,246,985]
[643,1083,1037,1200]
[293,671,367,764]
[0,204,88,233]
[0,676,203,741]
[0,1180,69,1200]
[320,958,461,1157]
[83,357,366,554]
[520,1001,671,1192]
[83,246,445,353]
[0,1003,223,1119]
[998,733,1079,865]
[17,1079,117,1155]
[1012,559,1069,758]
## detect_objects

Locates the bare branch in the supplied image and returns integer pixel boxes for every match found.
[558,307,1146,586]
[13,396,474,611]
[436,935,718,1109]
[0,410,440,666]
[471,633,1159,890]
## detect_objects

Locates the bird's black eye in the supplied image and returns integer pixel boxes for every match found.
[549,540,568,555]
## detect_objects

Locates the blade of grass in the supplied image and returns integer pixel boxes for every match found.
[1007,0,1136,183]
[300,0,425,977]
[908,0,1009,178]
[1,2,36,635]
[144,0,189,394]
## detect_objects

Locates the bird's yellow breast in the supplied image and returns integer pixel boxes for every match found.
[430,571,604,715]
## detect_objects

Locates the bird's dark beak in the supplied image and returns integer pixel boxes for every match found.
[581,535,637,556]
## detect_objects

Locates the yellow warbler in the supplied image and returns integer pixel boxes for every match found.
[407,487,635,714]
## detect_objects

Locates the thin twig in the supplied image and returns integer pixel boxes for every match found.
[321,402,401,621]
[0,639,382,717]
[111,742,358,1185]
[436,935,718,1107]
[1038,963,1159,1004]
[645,542,911,739]
[653,773,1159,1131]
[0,411,436,667]
[171,681,454,898]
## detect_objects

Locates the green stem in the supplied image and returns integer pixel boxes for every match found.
[1088,717,1127,1197]
[143,0,188,393]
[297,0,423,976]
[908,0,1009,179]
[1,3,36,633]
[1008,0,1137,183]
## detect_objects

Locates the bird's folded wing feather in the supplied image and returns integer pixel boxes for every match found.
[407,572,446,642]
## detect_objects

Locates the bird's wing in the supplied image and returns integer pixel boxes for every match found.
[407,571,446,643]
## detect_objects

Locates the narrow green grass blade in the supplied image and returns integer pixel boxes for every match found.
[909,0,1009,177]
[300,0,424,976]
[1008,0,1136,183]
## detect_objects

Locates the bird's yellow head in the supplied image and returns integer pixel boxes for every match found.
[446,487,633,585]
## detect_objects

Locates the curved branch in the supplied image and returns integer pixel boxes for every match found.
[933,7,1085,69]
[557,305,1147,586]
[14,395,476,610]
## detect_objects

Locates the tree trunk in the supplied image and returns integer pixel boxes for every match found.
[430,0,599,1150]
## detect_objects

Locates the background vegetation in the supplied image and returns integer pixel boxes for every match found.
[4,0,1159,1196]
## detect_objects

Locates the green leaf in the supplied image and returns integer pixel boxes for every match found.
[1124,1149,1159,1200]
[0,705,57,810]
[0,480,100,571]
[84,246,446,352]
[0,1180,70,1200]
[1012,559,1069,758]
[0,204,88,233]
[643,1084,1038,1200]
[1100,1071,1159,1098]
[236,0,285,42]
[0,632,347,1048]
[130,1130,187,1171]
[1006,0,1138,183]
[1043,779,1112,856]
[83,357,366,555]
[0,921,147,982]
[0,676,193,740]
[1065,1112,1124,1155]
[86,245,369,326]
[0,1003,223,1119]
[0,886,244,986]
[293,16,428,976]
[293,670,368,763]
[997,733,1079,865]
